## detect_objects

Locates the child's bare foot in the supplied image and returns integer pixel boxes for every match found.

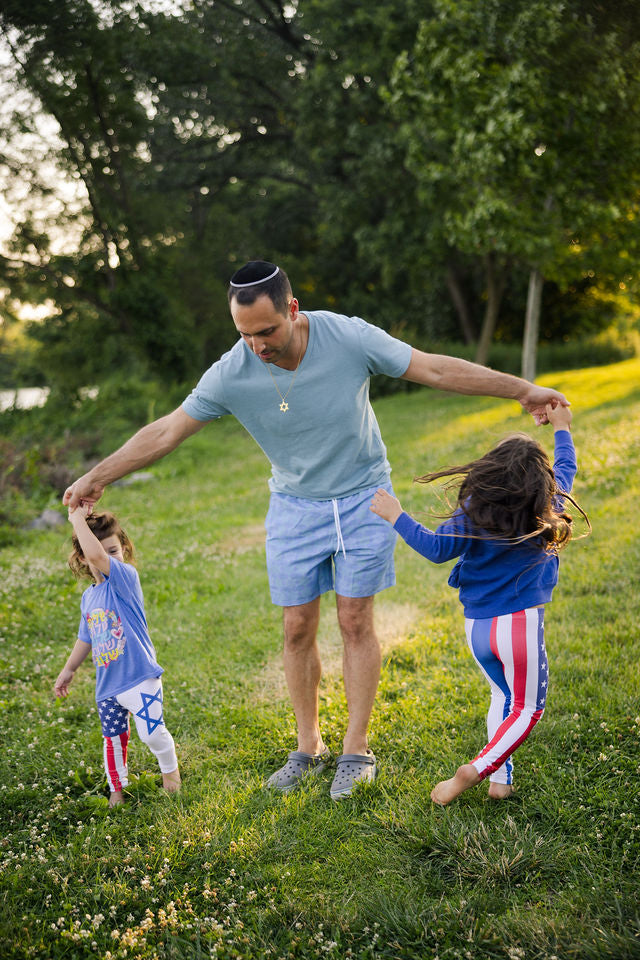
[431,764,481,806]
[108,791,124,808]
[162,768,181,793]
[488,782,514,799]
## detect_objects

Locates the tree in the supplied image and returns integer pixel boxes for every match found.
[388,0,640,375]
[0,0,314,389]
[290,0,470,342]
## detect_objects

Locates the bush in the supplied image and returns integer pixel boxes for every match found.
[370,328,638,397]
[0,375,188,534]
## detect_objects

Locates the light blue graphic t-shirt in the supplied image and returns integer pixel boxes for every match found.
[78,558,163,702]
[182,310,413,499]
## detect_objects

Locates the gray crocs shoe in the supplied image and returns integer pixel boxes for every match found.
[265,749,331,794]
[330,751,377,800]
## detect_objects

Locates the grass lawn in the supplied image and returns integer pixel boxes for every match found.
[1,358,639,960]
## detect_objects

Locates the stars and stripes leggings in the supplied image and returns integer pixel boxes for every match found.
[465,607,548,785]
[97,677,178,793]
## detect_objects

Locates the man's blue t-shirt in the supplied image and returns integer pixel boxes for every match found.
[77,558,163,702]
[182,310,413,500]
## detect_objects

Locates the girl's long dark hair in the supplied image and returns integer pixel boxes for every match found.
[417,433,589,551]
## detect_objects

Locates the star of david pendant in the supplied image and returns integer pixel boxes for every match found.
[279,400,289,412]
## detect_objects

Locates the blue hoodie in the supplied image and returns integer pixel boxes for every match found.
[393,430,577,619]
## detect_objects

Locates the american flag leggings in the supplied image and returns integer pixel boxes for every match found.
[465,607,548,785]
[97,678,178,793]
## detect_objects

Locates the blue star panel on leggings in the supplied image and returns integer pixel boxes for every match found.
[135,688,164,736]
[97,697,130,737]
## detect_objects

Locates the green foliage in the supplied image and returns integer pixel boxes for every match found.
[0,0,311,383]
[388,0,640,280]
[0,0,639,389]
[0,372,186,541]
[1,359,639,959]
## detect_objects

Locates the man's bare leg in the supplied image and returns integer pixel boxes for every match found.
[336,595,380,756]
[282,598,326,755]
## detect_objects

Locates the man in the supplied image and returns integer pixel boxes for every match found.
[64,260,569,800]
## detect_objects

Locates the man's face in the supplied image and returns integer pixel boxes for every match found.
[230,294,298,364]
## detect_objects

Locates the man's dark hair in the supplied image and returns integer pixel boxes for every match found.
[227,261,292,315]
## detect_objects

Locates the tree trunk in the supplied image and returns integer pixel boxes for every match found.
[474,253,508,366]
[445,264,475,345]
[521,267,545,382]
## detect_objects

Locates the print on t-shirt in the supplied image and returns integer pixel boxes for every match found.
[86,607,127,668]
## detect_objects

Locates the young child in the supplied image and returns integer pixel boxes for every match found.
[371,402,587,805]
[54,505,180,807]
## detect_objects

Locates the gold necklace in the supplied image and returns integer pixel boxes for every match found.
[266,334,304,413]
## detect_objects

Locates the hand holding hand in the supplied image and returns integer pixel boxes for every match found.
[63,475,104,512]
[545,400,572,431]
[519,385,570,425]
[370,488,403,525]
[67,501,91,524]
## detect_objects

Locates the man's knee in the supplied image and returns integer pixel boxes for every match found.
[336,596,376,644]
[283,600,320,650]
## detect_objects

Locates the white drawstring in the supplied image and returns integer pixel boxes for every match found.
[332,498,347,559]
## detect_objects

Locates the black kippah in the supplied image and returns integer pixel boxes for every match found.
[229,260,279,287]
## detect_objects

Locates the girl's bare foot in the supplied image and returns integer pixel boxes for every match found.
[162,768,181,793]
[431,763,481,805]
[488,782,514,799]
[108,791,124,808]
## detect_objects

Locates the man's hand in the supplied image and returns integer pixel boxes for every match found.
[63,475,105,512]
[519,385,570,425]
[370,488,403,525]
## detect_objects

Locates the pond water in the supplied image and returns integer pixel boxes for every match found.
[0,387,50,412]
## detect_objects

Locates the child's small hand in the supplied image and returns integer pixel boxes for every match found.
[546,401,572,431]
[68,501,91,523]
[370,488,403,525]
[54,667,75,698]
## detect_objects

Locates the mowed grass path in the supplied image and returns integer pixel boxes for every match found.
[1,359,639,960]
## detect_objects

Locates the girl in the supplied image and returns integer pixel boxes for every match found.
[371,402,587,805]
[54,506,180,807]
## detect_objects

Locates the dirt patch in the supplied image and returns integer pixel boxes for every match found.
[218,523,266,555]
[254,600,422,702]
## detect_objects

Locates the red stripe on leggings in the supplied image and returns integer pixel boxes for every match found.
[511,609,528,711]
[480,708,544,776]
[120,730,128,766]
[105,736,121,792]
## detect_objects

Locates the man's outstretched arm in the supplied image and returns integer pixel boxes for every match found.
[63,407,206,509]
[400,349,569,424]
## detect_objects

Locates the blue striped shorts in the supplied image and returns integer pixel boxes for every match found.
[265,482,398,606]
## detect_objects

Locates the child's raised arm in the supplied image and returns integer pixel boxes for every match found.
[54,638,91,698]
[68,504,111,575]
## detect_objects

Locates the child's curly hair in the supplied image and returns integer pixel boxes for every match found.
[68,511,135,581]
[417,433,589,551]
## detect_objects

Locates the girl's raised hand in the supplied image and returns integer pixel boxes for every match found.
[68,501,91,522]
[546,401,572,430]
